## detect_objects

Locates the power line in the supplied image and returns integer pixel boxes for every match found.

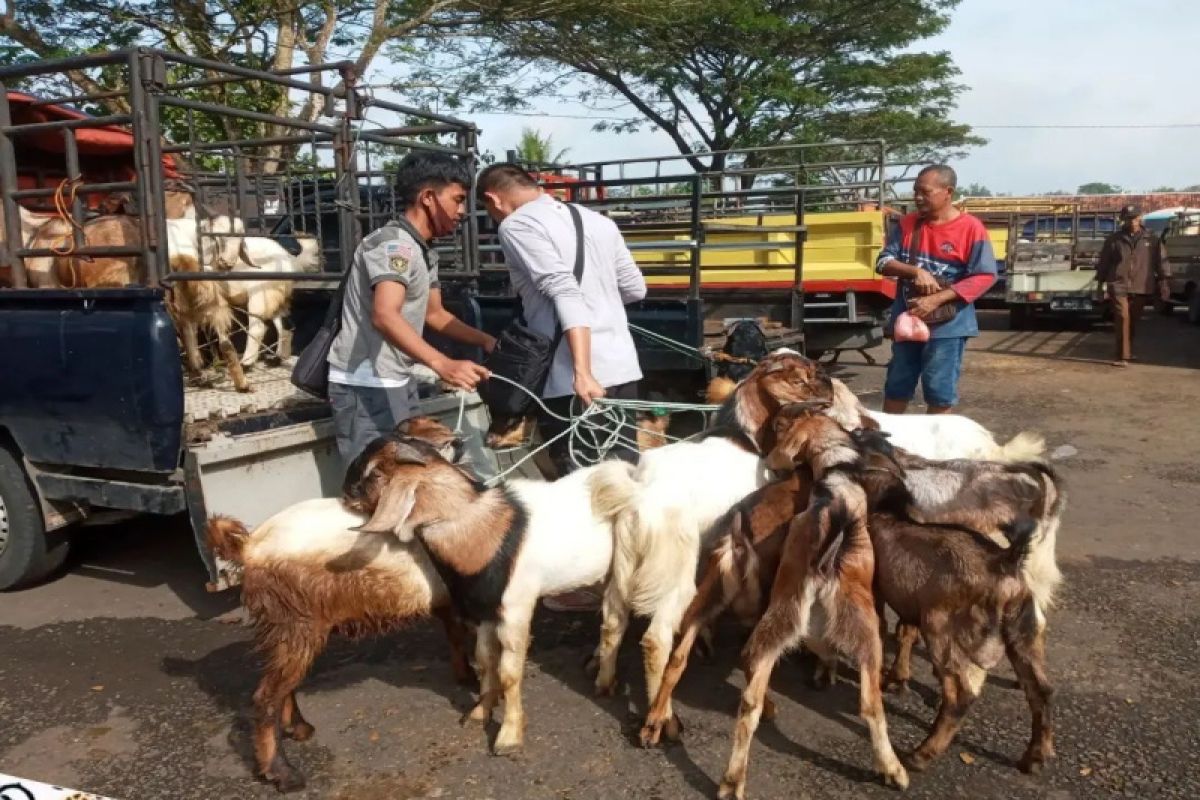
[972,123,1200,129]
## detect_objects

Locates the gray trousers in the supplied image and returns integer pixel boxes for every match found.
[329,381,419,467]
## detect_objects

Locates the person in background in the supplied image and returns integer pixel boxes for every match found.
[875,164,997,414]
[476,163,647,475]
[476,163,647,613]
[327,152,496,466]
[1096,204,1170,367]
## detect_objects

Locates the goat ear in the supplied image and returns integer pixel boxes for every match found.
[390,440,432,466]
[354,477,419,539]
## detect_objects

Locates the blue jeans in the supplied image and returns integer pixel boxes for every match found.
[884,338,968,408]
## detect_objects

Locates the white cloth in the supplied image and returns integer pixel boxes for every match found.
[497,194,647,398]
[328,360,410,389]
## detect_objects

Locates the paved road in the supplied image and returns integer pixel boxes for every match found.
[2,310,1198,799]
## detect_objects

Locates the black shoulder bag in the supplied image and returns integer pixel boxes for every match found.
[479,203,586,418]
[290,260,354,400]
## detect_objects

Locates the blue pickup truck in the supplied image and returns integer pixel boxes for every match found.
[0,50,517,590]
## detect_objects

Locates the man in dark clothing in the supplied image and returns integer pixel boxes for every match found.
[1096,205,1170,367]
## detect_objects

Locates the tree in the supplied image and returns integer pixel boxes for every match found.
[399,0,981,180]
[1152,186,1177,192]
[513,127,569,166]
[960,182,992,197]
[1077,182,1123,195]
[0,0,688,172]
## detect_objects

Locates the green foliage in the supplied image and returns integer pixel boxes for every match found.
[960,182,992,197]
[513,127,569,166]
[1077,181,1123,195]
[398,0,980,171]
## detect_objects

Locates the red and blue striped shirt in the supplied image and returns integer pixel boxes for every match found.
[876,211,998,339]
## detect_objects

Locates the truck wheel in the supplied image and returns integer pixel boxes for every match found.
[0,446,70,590]
[1009,306,1032,330]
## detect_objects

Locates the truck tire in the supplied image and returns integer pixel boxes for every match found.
[1009,305,1033,330]
[0,445,70,590]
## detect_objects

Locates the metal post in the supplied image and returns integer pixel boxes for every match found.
[461,126,480,279]
[688,174,702,301]
[137,51,170,287]
[333,63,362,273]
[0,84,29,288]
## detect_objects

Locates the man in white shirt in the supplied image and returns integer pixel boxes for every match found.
[327,153,495,466]
[477,163,647,477]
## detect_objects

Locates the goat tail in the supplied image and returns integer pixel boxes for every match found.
[995,430,1046,462]
[1023,462,1066,623]
[587,459,641,522]
[206,514,250,563]
[1000,516,1037,574]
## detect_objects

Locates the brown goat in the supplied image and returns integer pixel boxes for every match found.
[25,214,143,288]
[719,470,909,798]
[755,404,1055,780]
[639,471,812,748]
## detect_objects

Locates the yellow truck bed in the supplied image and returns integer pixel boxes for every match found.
[628,209,890,291]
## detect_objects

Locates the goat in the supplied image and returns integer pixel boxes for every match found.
[768,403,1064,690]
[23,213,143,288]
[719,467,910,797]
[219,234,321,367]
[704,372,1044,463]
[715,405,1053,795]
[584,351,833,739]
[345,435,643,756]
[203,417,474,794]
[205,502,472,794]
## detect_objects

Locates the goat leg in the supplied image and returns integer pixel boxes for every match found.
[590,584,630,696]
[718,646,781,800]
[252,630,326,793]
[884,622,921,694]
[217,334,251,392]
[274,317,293,361]
[433,605,477,688]
[907,668,983,772]
[491,611,533,756]
[179,320,205,378]
[279,692,314,742]
[854,621,909,789]
[641,615,682,741]
[464,623,500,727]
[1005,609,1055,773]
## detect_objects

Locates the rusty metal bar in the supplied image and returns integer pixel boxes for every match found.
[12,181,138,199]
[0,114,133,136]
[162,132,330,153]
[0,50,128,80]
[158,96,340,136]
[0,84,29,288]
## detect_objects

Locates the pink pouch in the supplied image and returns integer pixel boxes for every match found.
[893,311,930,342]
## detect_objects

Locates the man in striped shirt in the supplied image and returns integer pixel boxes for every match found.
[875,164,997,414]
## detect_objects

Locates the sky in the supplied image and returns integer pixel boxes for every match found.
[371,0,1200,195]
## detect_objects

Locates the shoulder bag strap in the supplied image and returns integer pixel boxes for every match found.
[550,203,587,346]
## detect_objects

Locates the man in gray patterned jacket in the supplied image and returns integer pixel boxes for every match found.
[328,152,495,465]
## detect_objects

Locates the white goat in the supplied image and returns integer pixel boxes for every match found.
[220,236,321,366]
[585,351,831,739]
[825,377,1045,462]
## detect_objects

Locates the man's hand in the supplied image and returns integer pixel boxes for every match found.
[482,334,498,354]
[911,269,941,296]
[573,371,606,407]
[432,357,490,391]
[907,294,945,321]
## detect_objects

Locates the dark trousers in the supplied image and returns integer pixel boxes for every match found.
[1111,292,1148,361]
[538,380,640,476]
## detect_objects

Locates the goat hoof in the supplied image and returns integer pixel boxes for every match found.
[716,777,744,800]
[903,749,933,773]
[883,763,910,790]
[265,767,306,794]
[492,739,524,758]
[884,678,910,695]
[664,714,684,742]
[638,721,663,748]
[594,678,617,697]
[1018,752,1046,775]
[461,705,490,727]
[284,721,315,742]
